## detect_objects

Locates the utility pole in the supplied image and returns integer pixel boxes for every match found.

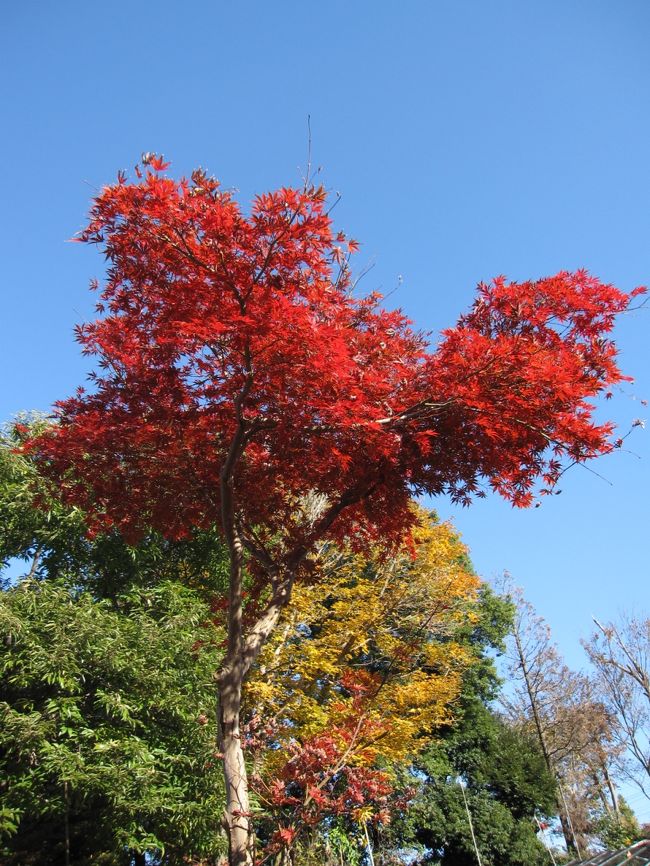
[458,779,483,866]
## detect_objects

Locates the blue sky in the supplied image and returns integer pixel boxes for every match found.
[2,0,649,818]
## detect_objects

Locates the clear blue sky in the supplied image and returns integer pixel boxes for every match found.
[2,0,649,816]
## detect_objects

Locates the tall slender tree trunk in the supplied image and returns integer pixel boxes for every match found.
[219,412,255,866]
[217,587,292,865]
[217,529,291,862]
[557,808,578,858]
[218,511,254,866]
[218,658,253,866]
[602,764,620,815]
[593,772,613,815]
[63,780,71,866]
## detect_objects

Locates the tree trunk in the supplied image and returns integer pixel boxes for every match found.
[273,848,292,866]
[602,764,620,815]
[558,810,577,857]
[63,780,71,866]
[218,658,253,866]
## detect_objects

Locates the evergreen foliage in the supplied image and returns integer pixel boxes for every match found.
[0,579,225,865]
[1,427,228,864]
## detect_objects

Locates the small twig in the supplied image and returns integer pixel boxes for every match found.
[302,115,313,193]
[348,260,377,296]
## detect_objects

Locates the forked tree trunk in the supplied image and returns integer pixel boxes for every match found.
[216,390,353,863]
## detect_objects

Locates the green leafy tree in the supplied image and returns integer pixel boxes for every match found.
[0,579,226,865]
[1,425,229,864]
[386,711,557,866]
[596,798,642,850]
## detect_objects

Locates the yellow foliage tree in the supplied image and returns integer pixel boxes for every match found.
[246,507,481,777]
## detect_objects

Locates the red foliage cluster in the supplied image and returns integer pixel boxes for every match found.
[30,159,642,553]
[253,679,392,859]
[266,729,392,822]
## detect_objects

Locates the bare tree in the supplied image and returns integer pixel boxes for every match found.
[498,576,622,856]
[583,615,650,802]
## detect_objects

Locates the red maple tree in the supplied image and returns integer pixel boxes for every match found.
[30,157,643,865]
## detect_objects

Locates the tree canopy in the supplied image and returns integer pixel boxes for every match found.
[29,162,641,550]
